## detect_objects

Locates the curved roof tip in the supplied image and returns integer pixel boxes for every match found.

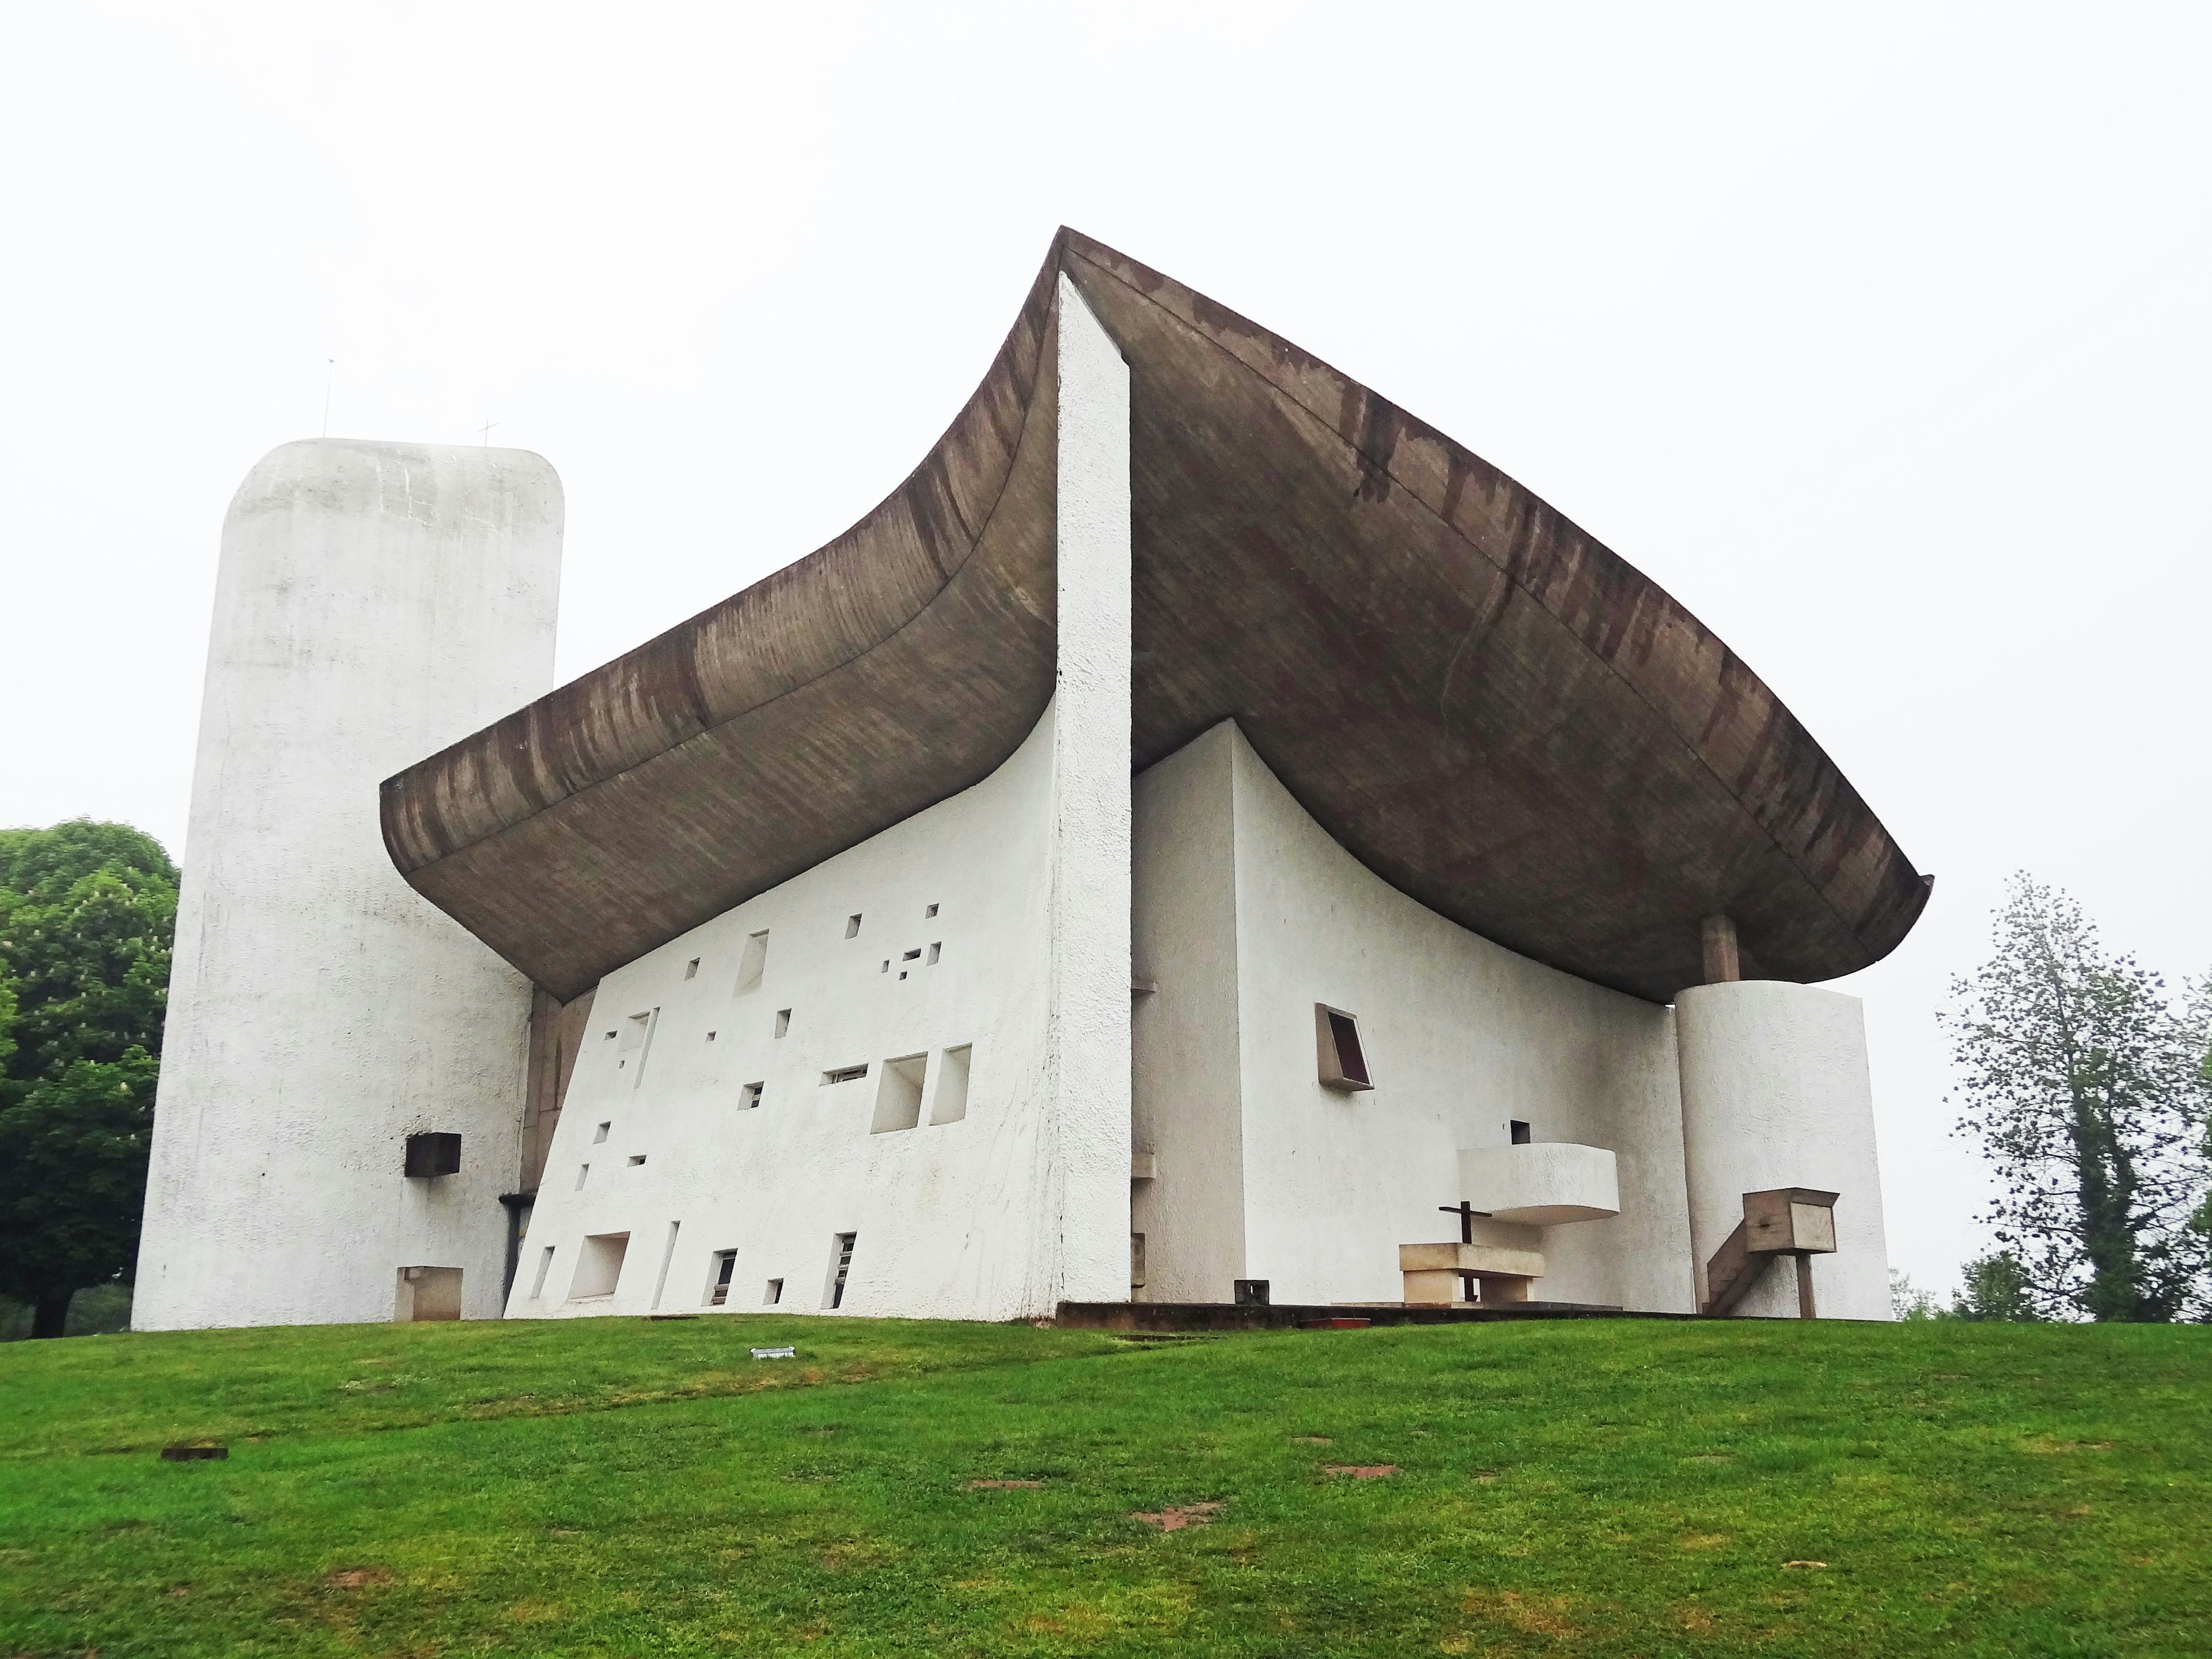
[382,230,1929,1005]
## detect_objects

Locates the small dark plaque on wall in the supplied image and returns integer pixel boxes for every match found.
[404,1132,461,1178]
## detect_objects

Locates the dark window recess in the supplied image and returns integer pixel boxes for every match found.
[823,1064,868,1085]
[709,1249,737,1307]
[826,1232,858,1309]
[764,1277,784,1305]
[925,903,939,918]
[902,948,921,961]
[1234,1278,1270,1307]
[404,1132,461,1178]
[1315,1005,1373,1092]
[1510,1119,1532,1145]
[845,914,862,938]
[684,958,700,980]
[740,1081,763,1109]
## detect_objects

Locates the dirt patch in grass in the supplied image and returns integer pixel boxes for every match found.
[1132,1501,1225,1532]
[1324,1464,1397,1479]
[965,1479,1044,1490]
[325,1567,392,1590]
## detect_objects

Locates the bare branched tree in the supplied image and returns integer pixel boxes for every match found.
[1944,876,2211,1322]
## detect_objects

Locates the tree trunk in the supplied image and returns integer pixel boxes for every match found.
[31,1290,72,1339]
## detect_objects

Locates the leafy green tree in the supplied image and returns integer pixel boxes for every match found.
[1949,1251,2040,1322]
[0,821,176,1338]
[1944,876,2212,1322]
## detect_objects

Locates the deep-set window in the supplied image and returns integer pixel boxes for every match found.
[1315,1004,1373,1092]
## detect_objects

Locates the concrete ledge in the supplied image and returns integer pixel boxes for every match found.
[1057,1300,1652,1332]
[1459,1143,1621,1225]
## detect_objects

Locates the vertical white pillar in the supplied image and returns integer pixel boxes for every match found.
[135,439,562,1329]
[1676,981,1893,1320]
[1042,275,1134,1309]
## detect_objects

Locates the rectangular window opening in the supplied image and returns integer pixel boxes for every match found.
[627,1154,646,1166]
[734,930,769,995]
[870,1052,927,1134]
[880,960,889,973]
[706,1029,717,1041]
[845,914,862,939]
[618,1009,658,1087]
[824,1232,858,1309]
[529,1244,555,1300]
[928,1043,972,1125]
[774,1009,791,1039]
[740,1081,763,1110]
[1509,1119,1532,1146]
[569,1232,629,1300]
[926,942,941,965]
[650,1219,680,1310]
[574,1163,590,1191]
[684,957,700,980]
[902,948,921,961]
[764,1277,784,1306]
[1316,1005,1373,1092]
[593,1121,611,1143]
[822,1063,868,1086]
[707,1249,738,1307]
[925,903,939,918]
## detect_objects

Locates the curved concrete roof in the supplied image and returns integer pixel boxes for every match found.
[382,229,1929,1005]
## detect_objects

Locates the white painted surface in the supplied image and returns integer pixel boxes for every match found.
[509,706,1071,1322]
[135,439,560,1329]
[1459,1143,1621,1225]
[1676,980,1892,1320]
[1130,726,1245,1301]
[1130,721,1699,1312]
[1043,276,1132,1307]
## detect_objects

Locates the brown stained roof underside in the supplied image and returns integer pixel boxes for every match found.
[381,229,1928,1004]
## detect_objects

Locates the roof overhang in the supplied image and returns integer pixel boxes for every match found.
[381,229,1929,1004]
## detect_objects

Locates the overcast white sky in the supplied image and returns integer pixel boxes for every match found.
[3,3,2206,1297]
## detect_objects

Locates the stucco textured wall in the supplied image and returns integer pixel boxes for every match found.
[135,439,560,1329]
[1138,722,1698,1312]
[1676,981,1892,1320]
[509,707,1066,1322]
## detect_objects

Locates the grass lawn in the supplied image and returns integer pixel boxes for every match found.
[0,1313,2205,1656]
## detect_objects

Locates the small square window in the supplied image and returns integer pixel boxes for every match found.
[764,1277,784,1306]
[627,1154,646,1166]
[684,958,700,980]
[706,1030,717,1041]
[741,1081,763,1110]
[925,903,939,918]
[403,1132,461,1178]
[594,1122,611,1143]
[845,914,862,939]
[927,942,941,965]
[1315,1005,1373,1092]
[1509,1119,1532,1145]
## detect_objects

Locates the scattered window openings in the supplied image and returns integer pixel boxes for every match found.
[824,1232,858,1309]
[764,1277,784,1306]
[1509,1120,1532,1146]
[575,1164,590,1191]
[899,971,907,980]
[650,1220,681,1310]
[880,960,889,974]
[1315,1005,1373,1092]
[929,1044,972,1125]
[397,1265,463,1323]
[707,1249,738,1306]
[822,1064,868,1086]
[593,1122,611,1144]
[902,949,921,962]
[925,903,939,918]
[870,1053,927,1134]
[403,1132,461,1178]
[845,914,862,939]
[618,1010,657,1086]
[570,1232,630,1300]
[740,1081,763,1111]
[1131,1232,1147,1289]
[529,1245,555,1300]
[774,1009,791,1038]
[927,942,941,966]
[603,1029,616,1041]
[734,930,769,995]
[684,958,700,980]
[627,1154,646,1166]
[706,1030,717,1042]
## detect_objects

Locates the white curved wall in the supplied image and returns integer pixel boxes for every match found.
[1676,980,1891,1320]
[135,439,561,1329]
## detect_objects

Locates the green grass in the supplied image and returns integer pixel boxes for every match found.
[1,1315,2205,1656]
